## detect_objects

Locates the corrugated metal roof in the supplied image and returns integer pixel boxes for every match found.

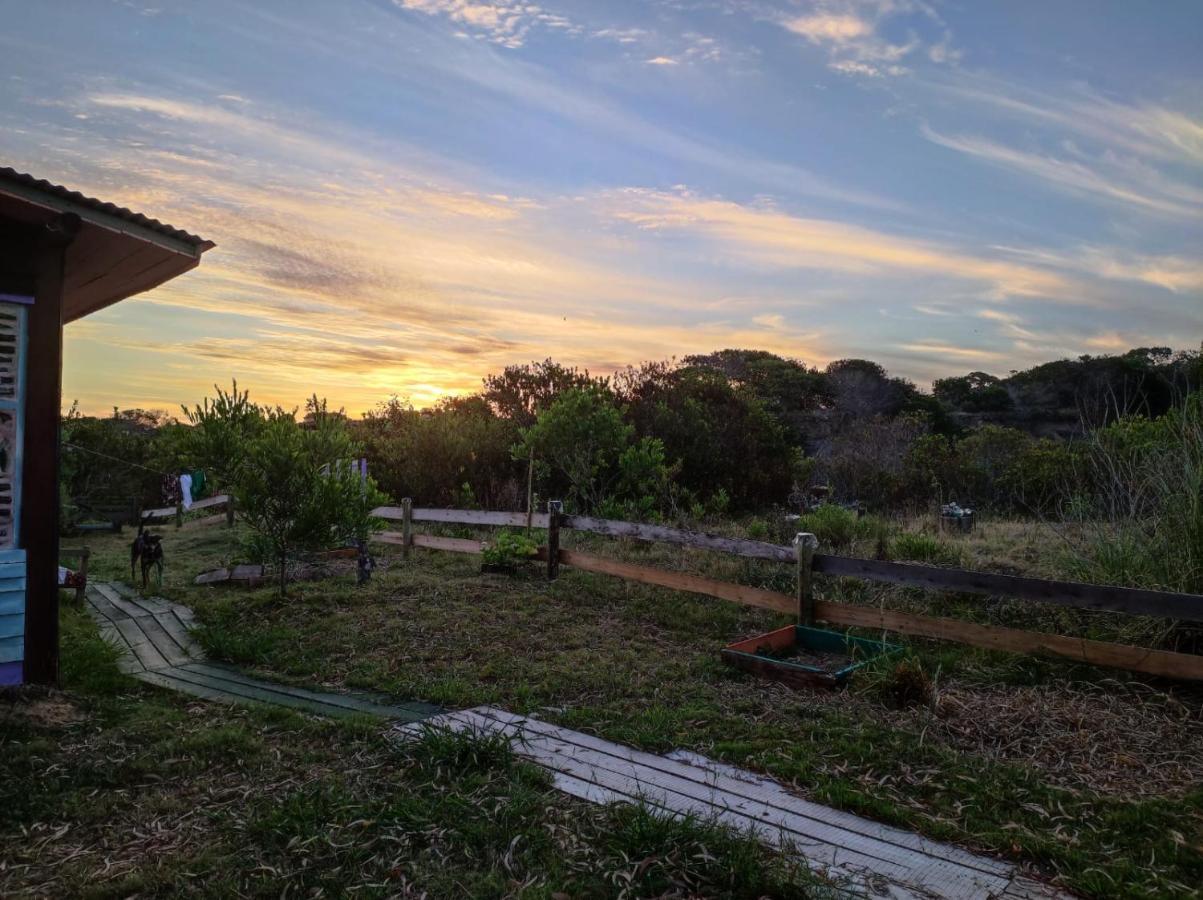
[0,167,212,248]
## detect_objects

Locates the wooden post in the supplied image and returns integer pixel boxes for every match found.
[401,498,413,561]
[76,548,89,605]
[175,501,183,529]
[21,215,78,685]
[225,494,235,527]
[546,500,562,581]
[525,452,535,534]
[794,532,819,626]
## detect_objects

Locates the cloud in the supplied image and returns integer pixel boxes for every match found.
[394,0,579,48]
[777,1,952,78]
[785,13,872,44]
[646,56,679,66]
[898,341,1006,361]
[922,124,1203,220]
[604,188,1074,299]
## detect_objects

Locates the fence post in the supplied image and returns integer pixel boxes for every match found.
[226,494,235,527]
[546,500,562,581]
[794,532,819,626]
[175,502,183,529]
[401,498,413,561]
[76,548,90,605]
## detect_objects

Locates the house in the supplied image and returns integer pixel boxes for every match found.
[0,168,212,685]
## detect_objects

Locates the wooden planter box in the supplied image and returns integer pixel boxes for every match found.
[722,625,899,689]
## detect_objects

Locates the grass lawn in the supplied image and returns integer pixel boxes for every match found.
[30,520,1203,898]
[0,604,831,898]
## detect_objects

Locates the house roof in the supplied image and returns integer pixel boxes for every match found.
[0,167,213,322]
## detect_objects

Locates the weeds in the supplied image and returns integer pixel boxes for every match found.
[890,532,962,566]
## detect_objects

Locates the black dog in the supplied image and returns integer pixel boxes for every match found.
[131,526,165,589]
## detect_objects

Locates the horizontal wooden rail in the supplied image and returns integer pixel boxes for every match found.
[190,494,230,511]
[560,550,794,616]
[375,531,485,554]
[181,513,228,530]
[561,516,793,562]
[811,600,1203,682]
[142,494,230,521]
[373,507,550,529]
[554,550,1203,681]
[812,555,1203,622]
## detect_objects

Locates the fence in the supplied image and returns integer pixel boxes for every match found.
[141,493,235,529]
[370,501,1203,682]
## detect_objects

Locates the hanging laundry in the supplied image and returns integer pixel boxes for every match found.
[179,472,194,510]
[189,468,207,500]
[161,474,182,506]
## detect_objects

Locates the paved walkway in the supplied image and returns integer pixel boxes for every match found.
[85,582,438,722]
[88,581,1068,899]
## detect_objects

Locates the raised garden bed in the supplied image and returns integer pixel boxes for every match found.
[722,625,899,689]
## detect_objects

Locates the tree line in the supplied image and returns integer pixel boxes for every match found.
[61,344,1201,528]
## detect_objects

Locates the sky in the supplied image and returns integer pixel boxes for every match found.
[1,0,1200,415]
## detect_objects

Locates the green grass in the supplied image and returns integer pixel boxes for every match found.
[1,595,830,898]
[41,522,1203,898]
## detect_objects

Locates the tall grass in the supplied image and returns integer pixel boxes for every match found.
[1065,396,1203,594]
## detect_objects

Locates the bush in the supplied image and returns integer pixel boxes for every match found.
[234,402,386,595]
[796,504,860,551]
[856,653,935,709]
[481,530,539,568]
[1065,395,1203,593]
[890,532,962,566]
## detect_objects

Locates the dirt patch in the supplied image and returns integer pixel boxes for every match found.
[0,689,85,728]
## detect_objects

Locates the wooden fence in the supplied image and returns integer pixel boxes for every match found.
[141,493,235,529]
[370,501,1203,682]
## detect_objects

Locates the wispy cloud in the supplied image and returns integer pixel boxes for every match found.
[394,0,579,48]
[778,1,955,78]
[604,188,1074,299]
[922,124,1203,220]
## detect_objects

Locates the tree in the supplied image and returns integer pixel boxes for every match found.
[235,407,385,596]
[181,380,263,489]
[933,371,1013,413]
[482,359,611,428]
[621,364,797,511]
[513,388,633,512]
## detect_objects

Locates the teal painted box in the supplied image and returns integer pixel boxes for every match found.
[722,624,900,688]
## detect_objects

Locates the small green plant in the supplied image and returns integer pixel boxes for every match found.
[890,531,962,566]
[745,518,769,540]
[796,503,859,550]
[481,529,539,568]
[856,652,935,709]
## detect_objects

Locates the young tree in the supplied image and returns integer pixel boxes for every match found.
[235,406,385,596]
[181,380,263,489]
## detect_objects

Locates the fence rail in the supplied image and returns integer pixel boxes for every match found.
[142,494,234,527]
[369,503,1203,682]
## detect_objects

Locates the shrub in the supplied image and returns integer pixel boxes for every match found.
[481,530,539,568]
[856,653,935,709]
[890,532,962,566]
[235,403,386,595]
[796,504,859,551]
[1064,394,1203,593]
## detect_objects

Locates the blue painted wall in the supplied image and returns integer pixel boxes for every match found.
[0,548,26,685]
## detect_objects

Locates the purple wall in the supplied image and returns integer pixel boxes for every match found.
[0,660,22,686]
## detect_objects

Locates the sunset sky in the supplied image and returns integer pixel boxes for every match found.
[3,0,1200,415]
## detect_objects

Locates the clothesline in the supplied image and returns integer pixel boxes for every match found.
[62,442,171,477]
